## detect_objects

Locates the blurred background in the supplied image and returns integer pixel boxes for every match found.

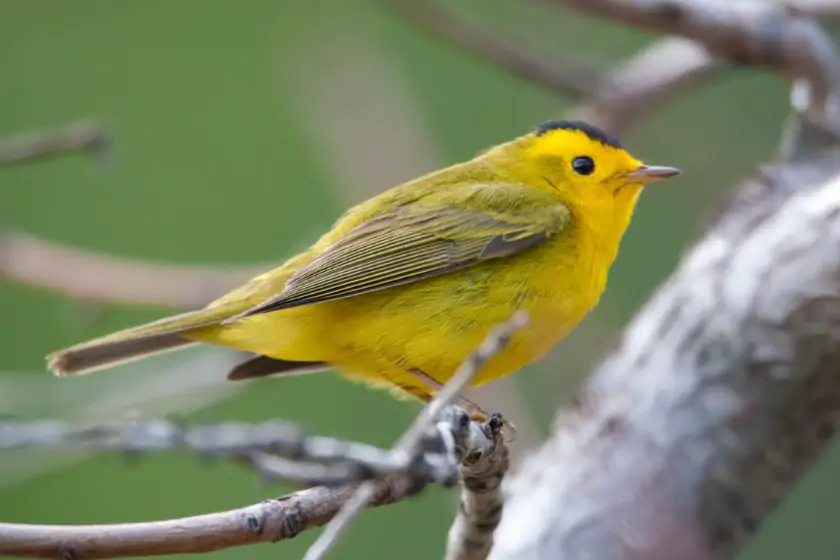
[2,0,839,558]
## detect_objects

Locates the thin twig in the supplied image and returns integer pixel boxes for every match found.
[303,311,529,560]
[569,37,722,132]
[385,0,600,97]
[0,418,456,486]
[0,122,114,168]
[0,476,423,559]
[445,420,509,560]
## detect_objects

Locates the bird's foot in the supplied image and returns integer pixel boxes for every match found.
[466,408,516,443]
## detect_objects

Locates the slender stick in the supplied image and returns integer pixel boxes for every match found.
[445,420,509,560]
[0,476,422,559]
[385,0,600,97]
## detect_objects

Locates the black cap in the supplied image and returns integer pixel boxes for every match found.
[535,120,621,149]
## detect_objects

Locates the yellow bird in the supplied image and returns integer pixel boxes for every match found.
[47,120,678,420]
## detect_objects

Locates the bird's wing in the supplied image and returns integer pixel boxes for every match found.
[225,183,571,321]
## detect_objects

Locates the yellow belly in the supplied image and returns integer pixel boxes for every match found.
[189,236,610,399]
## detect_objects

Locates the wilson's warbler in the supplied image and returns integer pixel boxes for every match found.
[47,120,678,420]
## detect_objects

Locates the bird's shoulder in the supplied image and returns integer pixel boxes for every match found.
[322,161,567,244]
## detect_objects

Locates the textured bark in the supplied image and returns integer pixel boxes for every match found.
[491,152,840,559]
[0,477,423,559]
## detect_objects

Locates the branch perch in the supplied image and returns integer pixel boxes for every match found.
[0,476,423,559]
[0,407,504,559]
[446,421,510,560]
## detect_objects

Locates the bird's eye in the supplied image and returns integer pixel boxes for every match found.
[571,156,595,176]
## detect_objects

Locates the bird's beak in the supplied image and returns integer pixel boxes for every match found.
[624,165,681,184]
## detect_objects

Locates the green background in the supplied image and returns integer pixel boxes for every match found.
[1,1,838,558]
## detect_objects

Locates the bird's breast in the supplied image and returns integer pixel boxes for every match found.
[309,222,618,386]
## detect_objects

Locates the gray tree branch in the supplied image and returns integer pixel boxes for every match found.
[0,416,461,487]
[492,1,840,558]
[0,407,504,559]
[446,424,510,560]
[0,475,422,559]
[567,36,720,132]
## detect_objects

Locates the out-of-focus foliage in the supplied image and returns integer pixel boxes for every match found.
[1,0,838,558]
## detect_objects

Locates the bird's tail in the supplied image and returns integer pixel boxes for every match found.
[47,306,234,376]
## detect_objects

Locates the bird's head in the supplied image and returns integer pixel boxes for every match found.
[491,120,679,231]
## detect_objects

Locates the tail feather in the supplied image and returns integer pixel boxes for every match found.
[48,334,198,376]
[227,355,329,381]
[47,307,235,377]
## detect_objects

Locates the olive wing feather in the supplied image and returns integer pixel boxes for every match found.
[225,184,570,321]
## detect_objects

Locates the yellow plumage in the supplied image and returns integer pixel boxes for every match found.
[46,120,679,415]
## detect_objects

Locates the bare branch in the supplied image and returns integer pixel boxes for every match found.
[0,122,113,168]
[0,476,422,559]
[0,405,509,558]
[0,418,456,486]
[385,0,600,97]
[304,311,528,560]
[0,232,264,309]
[568,37,721,132]
[550,0,840,136]
[445,421,509,560]
[386,0,723,134]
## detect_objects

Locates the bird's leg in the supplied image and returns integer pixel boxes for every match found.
[406,368,516,439]
[406,368,489,417]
